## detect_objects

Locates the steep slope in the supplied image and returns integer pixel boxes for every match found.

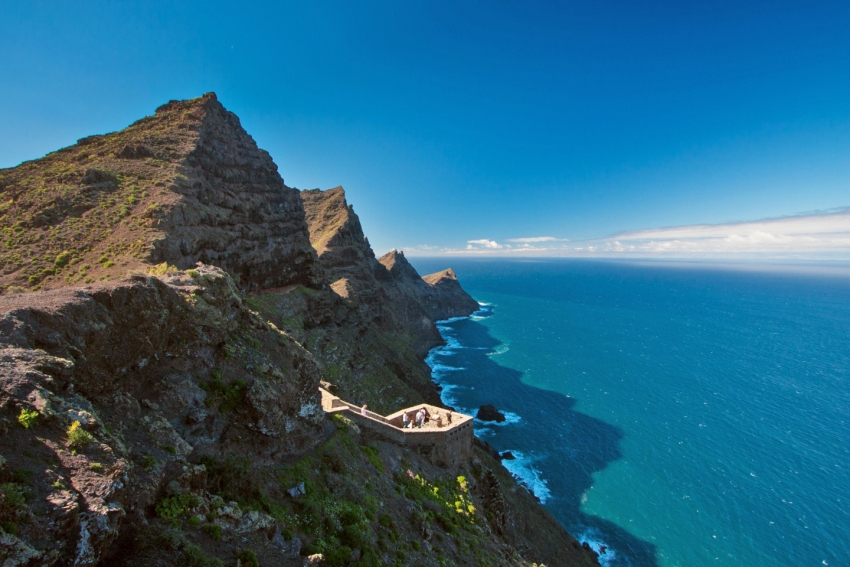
[300,187,390,302]
[299,187,444,358]
[298,188,478,358]
[0,93,322,293]
[378,249,480,323]
[0,95,598,567]
[421,268,482,320]
[0,266,325,565]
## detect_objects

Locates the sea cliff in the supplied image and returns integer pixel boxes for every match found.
[0,94,597,566]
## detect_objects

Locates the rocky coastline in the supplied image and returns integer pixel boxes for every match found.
[0,94,598,566]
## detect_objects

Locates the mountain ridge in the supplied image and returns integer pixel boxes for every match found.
[0,94,598,567]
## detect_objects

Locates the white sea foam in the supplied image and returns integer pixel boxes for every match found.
[471,305,493,319]
[576,528,617,566]
[474,427,494,437]
[435,333,463,350]
[500,451,551,503]
[434,384,474,414]
[438,383,462,407]
[439,315,470,324]
[429,363,466,375]
[488,344,509,356]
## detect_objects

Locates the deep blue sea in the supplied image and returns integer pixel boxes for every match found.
[410,258,850,567]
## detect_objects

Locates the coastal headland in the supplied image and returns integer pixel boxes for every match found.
[0,94,599,565]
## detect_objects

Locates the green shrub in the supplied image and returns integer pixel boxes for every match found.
[198,455,262,506]
[103,261,114,268]
[148,262,178,276]
[202,523,222,540]
[67,421,94,448]
[321,452,345,473]
[358,550,382,567]
[162,445,177,455]
[17,409,38,429]
[186,269,200,279]
[54,250,72,268]
[178,542,224,567]
[338,507,361,527]
[2,483,26,507]
[188,515,202,526]
[156,493,200,527]
[359,445,384,472]
[141,455,157,471]
[341,523,368,549]
[237,549,259,567]
[325,545,352,567]
[0,521,16,535]
[90,462,104,473]
[200,374,247,413]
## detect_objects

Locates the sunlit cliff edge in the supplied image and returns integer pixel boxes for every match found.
[0,94,599,566]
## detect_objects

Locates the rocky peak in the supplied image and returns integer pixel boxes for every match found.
[378,249,422,282]
[299,186,387,289]
[151,94,324,290]
[0,94,597,567]
[0,93,322,293]
[422,268,458,284]
[300,186,367,256]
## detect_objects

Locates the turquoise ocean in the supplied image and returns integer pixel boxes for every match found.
[410,259,850,567]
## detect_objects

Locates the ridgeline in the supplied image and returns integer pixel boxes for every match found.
[0,94,598,566]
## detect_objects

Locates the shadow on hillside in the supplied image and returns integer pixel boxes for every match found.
[429,311,658,567]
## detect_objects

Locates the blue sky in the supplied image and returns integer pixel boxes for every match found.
[2,1,849,258]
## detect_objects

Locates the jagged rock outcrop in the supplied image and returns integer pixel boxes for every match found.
[298,188,478,361]
[0,266,324,565]
[422,267,481,320]
[0,93,322,293]
[0,94,598,567]
[300,187,390,302]
[378,249,479,322]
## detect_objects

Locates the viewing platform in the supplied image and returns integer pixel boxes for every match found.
[319,386,474,468]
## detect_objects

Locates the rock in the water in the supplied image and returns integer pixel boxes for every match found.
[500,451,516,460]
[477,404,507,423]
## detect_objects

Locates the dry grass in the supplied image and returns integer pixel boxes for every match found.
[0,95,213,293]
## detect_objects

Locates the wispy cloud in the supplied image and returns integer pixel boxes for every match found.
[467,239,503,249]
[603,208,850,258]
[505,236,561,243]
[402,208,850,260]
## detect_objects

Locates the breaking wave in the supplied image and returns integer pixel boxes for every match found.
[576,528,618,567]
[500,450,551,503]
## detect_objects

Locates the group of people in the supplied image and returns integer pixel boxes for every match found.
[401,406,452,429]
[359,403,454,430]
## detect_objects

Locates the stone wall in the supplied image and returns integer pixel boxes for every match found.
[320,389,473,468]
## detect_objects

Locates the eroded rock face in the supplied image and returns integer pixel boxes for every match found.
[152,96,324,291]
[300,187,390,306]
[421,267,481,321]
[0,266,324,565]
[379,249,480,322]
[0,93,322,293]
[0,95,594,567]
[299,188,478,359]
